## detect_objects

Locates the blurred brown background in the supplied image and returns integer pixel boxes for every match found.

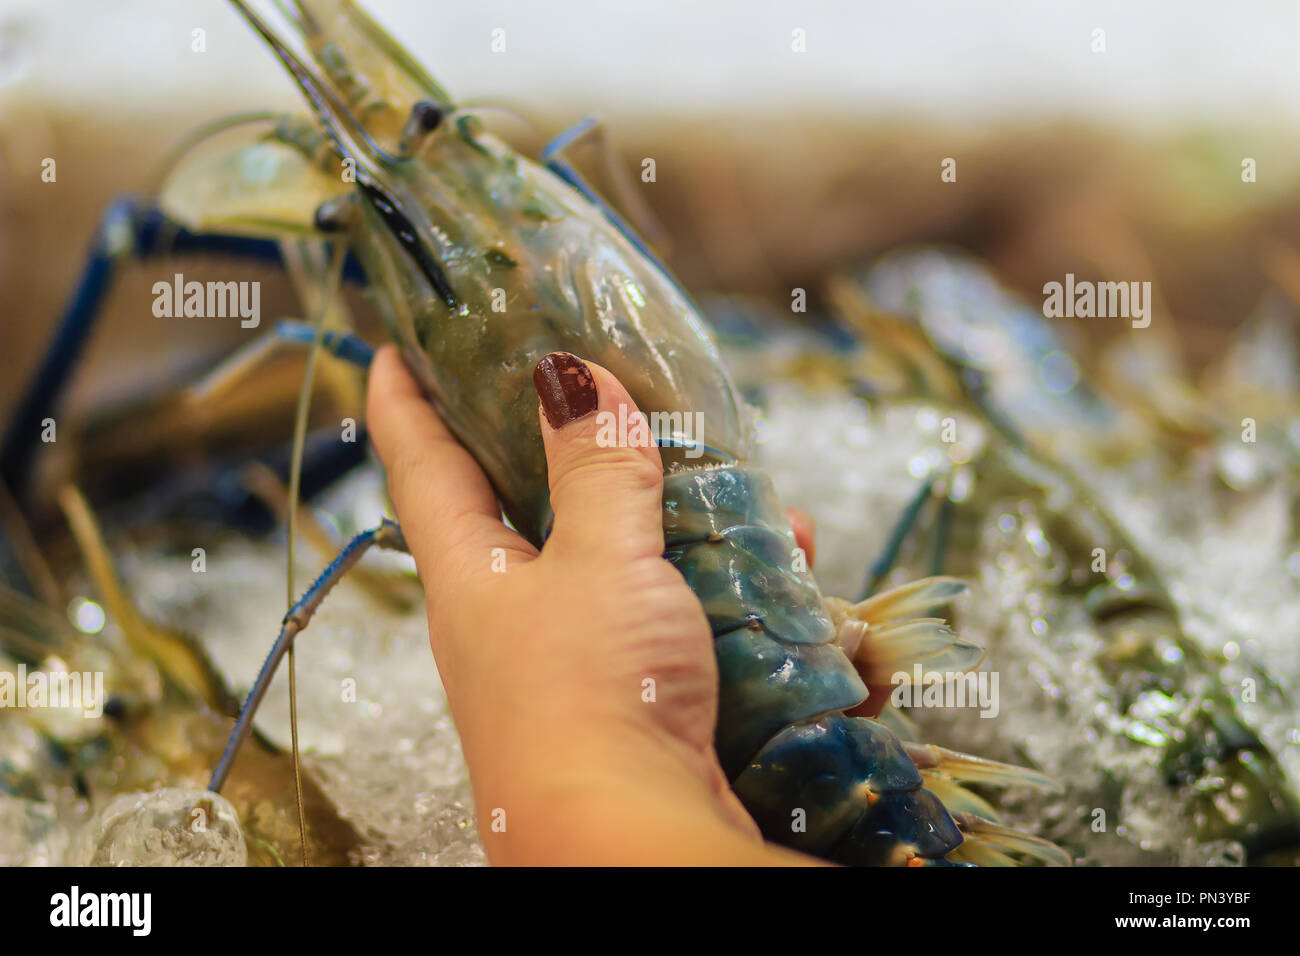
[4,0,1300,425]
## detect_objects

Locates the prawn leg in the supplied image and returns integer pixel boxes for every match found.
[208,517,408,793]
[185,319,375,407]
[542,116,668,272]
[0,196,365,498]
[859,475,936,600]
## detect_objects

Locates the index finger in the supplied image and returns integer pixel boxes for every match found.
[366,345,536,587]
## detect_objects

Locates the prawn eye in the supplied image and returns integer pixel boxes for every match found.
[397,100,447,158]
[412,100,444,132]
[313,196,355,233]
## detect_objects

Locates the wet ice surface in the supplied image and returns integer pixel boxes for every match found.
[125,471,486,867]
[748,382,954,600]
[934,503,1201,864]
[20,378,1291,867]
[0,794,67,866]
[1086,454,1300,789]
[69,789,246,866]
[749,377,1300,865]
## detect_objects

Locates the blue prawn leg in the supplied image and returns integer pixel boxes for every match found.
[0,197,366,499]
[541,117,667,276]
[208,518,407,793]
[183,319,375,407]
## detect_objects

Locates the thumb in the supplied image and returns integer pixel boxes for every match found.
[533,351,666,563]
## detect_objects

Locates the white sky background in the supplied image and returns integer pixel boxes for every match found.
[1,0,1295,126]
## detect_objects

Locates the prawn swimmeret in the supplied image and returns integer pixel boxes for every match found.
[36,0,1069,865]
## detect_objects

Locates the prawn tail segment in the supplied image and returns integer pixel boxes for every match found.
[661,465,1067,866]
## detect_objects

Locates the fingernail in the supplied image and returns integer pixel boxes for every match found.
[533,352,598,429]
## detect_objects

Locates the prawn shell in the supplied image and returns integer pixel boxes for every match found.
[665,524,835,646]
[661,467,788,544]
[830,788,964,866]
[732,715,923,853]
[713,628,866,778]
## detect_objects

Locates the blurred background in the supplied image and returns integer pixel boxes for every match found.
[4,0,1300,420]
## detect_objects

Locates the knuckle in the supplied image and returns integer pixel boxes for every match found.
[553,447,662,497]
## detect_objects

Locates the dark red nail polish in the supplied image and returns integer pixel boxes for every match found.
[533,352,598,429]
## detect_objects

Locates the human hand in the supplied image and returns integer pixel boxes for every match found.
[367,346,819,865]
